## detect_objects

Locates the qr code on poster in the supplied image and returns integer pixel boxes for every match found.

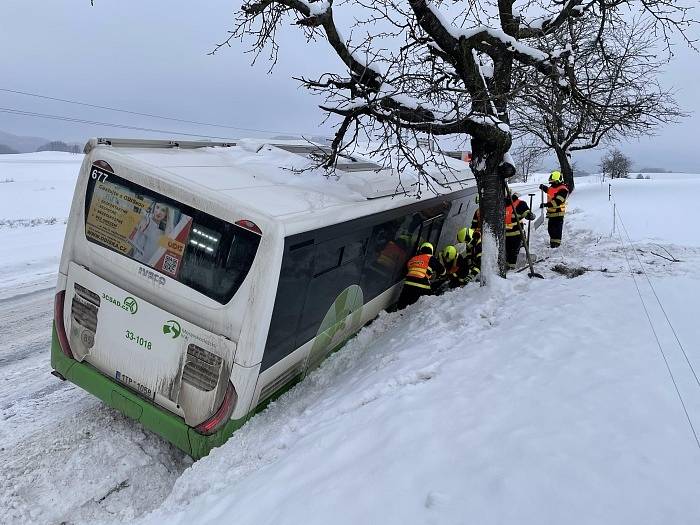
[162,254,179,275]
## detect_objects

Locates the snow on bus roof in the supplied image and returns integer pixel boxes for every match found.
[93,138,475,225]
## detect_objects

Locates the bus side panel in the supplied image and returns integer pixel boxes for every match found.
[253,198,455,404]
[57,153,94,284]
[233,220,285,368]
[438,191,477,249]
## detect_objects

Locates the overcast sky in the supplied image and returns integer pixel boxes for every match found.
[1,0,698,171]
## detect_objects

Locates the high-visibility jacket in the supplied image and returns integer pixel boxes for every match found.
[404,253,444,289]
[377,241,406,270]
[505,199,535,237]
[546,183,569,218]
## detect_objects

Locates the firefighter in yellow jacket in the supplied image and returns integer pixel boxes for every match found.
[397,242,445,309]
[540,171,570,248]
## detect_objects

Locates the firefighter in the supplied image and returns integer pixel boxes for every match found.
[505,192,536,270]
[470,194,481,231]
[457,228,482,284]
[437,245,461,289]
[540,171,570,248]
[397,242,445,309]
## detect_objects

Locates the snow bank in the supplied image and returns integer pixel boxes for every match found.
[135,177,700,525]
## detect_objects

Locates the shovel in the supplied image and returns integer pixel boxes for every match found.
[506,184,544,279]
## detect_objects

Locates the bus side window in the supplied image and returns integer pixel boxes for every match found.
[261,239,315,371]
[296,232,370,346]
[361,213,421,301]
[427,217,444,248]
[313,245,343,277]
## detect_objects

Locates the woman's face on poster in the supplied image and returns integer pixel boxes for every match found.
[153,203,168,223]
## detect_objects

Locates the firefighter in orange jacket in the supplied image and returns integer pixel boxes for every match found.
[540,171,570,248]
[397,242,445,309]
[505,192,535,270]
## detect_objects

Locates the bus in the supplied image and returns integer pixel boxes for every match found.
[50,137,477,459]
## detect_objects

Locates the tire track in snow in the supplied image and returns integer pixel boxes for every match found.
[0,285,190,524]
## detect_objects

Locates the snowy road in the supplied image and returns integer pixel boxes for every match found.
[0,286,190,524]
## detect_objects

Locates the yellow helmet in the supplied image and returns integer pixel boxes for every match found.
[419,241,434,254]
[442,245,457,262]
[457,227,468,244]
[550,171,563,183]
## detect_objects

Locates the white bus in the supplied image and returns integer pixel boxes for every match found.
[51,138,477,458]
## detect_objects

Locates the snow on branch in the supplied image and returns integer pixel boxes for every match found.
[519,0,589,38]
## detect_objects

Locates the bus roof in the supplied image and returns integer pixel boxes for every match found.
[86,138,476,233]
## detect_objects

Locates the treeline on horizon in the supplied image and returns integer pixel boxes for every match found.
[0,140,81,154]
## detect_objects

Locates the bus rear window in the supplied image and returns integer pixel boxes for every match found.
[84,170,260,304]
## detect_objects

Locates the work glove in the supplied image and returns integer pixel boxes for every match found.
[539,184,548,192]
[526,211,536,220]
[539,202,547,209]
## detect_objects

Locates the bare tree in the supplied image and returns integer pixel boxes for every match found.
[600,148,632,179]
[511,16,687,193]
[512,139,545,182]
[220,0,695,276]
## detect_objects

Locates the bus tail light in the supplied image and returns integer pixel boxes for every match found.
[235,219,262,235]
[54,290,74,359]
[194,381,237,436]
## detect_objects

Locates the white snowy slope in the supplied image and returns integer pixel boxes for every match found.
[134,174,700,525]
[1,153,699,524]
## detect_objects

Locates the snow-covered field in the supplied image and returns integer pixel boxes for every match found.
[0,152,80,299]
[1,154,699,524]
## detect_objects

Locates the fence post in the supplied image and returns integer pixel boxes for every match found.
[527,193,535,250]
[608,183,611,201]
[612,203,616,236]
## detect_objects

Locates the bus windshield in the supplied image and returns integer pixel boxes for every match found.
[84,170,260,304]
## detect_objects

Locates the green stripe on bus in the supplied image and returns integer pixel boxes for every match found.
[51,323,246,460]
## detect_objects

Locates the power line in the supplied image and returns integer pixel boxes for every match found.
[614,204,700,390]
[0,106,239,141]
[0,86,303,136]
[610,191,700,451]
[613,221,700,451]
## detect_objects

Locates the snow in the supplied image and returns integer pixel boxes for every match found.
[0,152,81,296]
[2,155,700,524]
[424,3,549,62]
[305,0,329,16]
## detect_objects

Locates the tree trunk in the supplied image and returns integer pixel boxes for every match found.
[471,137,508,279]
[555,146,575,193]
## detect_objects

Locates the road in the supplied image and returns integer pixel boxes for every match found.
[0,285,189,524]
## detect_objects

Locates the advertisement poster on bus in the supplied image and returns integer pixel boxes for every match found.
[86,180,193,277]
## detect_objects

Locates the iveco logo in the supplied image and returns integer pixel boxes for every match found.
[138,266,166,286]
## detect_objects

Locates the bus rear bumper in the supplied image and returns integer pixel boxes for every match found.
[50,322,245,459]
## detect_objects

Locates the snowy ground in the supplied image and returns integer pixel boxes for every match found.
[1,155,699,524]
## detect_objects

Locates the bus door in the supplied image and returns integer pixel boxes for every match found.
[420,215,445,250]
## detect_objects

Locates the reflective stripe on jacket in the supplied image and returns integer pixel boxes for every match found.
[505,199,523,237]
[405,253,434,289]
[547,184,569,218]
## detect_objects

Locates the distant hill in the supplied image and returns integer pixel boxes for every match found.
[36,140,81,153]
[0,130,50,153]
[638,167,671,173]
[0,143,19,154]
